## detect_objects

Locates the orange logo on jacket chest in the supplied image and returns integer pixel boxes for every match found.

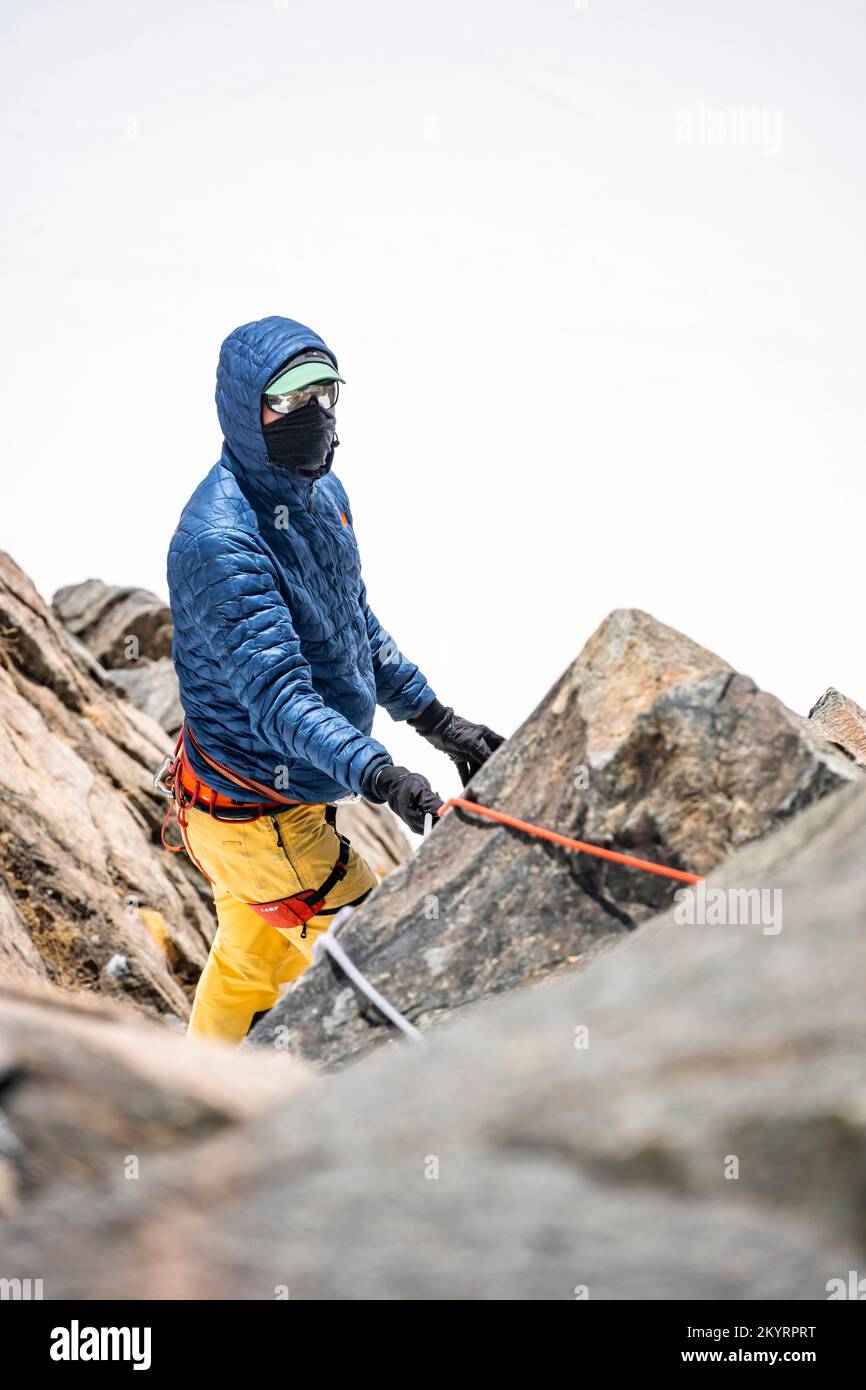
[340,511,348,527]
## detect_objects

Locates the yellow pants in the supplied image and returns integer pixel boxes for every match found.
[183,802,377,1045]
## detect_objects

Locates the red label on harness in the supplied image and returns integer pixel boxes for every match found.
[250,895,321,930]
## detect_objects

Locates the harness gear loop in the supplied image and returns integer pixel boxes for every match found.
[437,796,702,886]
[158,723,289,849]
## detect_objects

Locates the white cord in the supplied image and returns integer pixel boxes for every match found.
[313,906,424,1044]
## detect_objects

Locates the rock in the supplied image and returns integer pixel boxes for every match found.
[103,954,131,982]
[809,687,866,769]
[0,982,310,1213]
[2,778,864,1299]
[52,579,173,668]
[109,657,184,738]
[335,798,410,881]
[0,552,215,1015]
[53,580,185,739]
[250,609,859,1063]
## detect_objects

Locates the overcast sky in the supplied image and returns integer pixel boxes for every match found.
[2,0,865,796]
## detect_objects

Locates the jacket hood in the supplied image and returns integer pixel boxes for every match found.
[215,315,338,497]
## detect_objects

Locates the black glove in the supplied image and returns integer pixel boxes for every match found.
[409,698,504,786]
[370,764,444,835]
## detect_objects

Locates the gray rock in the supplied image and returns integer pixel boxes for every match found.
[0,984,310,1208]
[52,579,173,668]
[109,657,184,737]
[2,778,864,1299]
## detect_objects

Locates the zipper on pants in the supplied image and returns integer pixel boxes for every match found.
[271,816,310,937]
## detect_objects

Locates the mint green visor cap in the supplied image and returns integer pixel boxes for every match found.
[264,361,345,396]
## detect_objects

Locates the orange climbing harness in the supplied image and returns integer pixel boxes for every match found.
[155,725,351,930]
[437,797,702,886]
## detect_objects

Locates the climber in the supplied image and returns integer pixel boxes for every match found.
[166,316,503,1045]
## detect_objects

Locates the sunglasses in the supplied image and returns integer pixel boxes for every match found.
[264,380,339,415]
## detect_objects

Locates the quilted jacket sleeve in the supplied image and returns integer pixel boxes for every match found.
[173,527,392,795]
[359,577,437,722]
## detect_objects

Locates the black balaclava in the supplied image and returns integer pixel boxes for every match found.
[263,401,338,480]
[262,349,339,480]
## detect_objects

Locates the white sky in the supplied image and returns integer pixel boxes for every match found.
[2,0,865,797]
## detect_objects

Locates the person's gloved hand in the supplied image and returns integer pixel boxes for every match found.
[370,764,444,835]
[409,698,505,786]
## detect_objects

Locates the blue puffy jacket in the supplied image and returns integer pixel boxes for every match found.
[167,316,436,804]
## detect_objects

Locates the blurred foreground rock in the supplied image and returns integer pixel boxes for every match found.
[0,982,309,1216]
[2,778,864,1298]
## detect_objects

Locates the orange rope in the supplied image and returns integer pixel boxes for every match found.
[437,796,702,886]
